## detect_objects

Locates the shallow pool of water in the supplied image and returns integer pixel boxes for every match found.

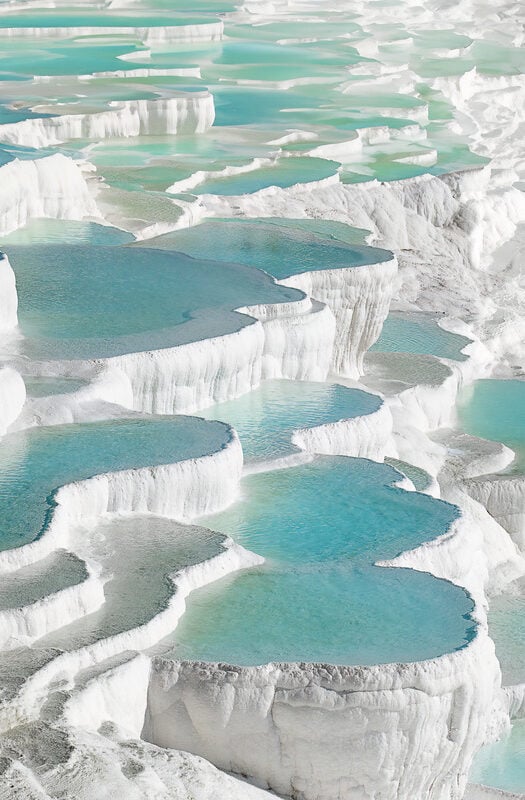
[6,241,302,359]
[1,220,134,247]
[469,719,525,794]
[24,376,88,397]
[168,457,475,665]
[0,415,230,550]
[37,516,225,652]
[192,156,339,196]
[145,217,391,279]
[200,379,381,461]
[457,380,525,471]
[372,312,471,361]
[487,577,525,686]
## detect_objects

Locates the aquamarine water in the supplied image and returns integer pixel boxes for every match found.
[200,379,382,461]
[385,457,433,492]
[0,416,230,550]
[0,220,134,246]
[24,376,87,397]
[146,218,391,279]
[169,457,475,665]
[5,242,303,359]
[372,312,471,361]
[469,719,525,794]
[0,12,216,29]
[191,157,339,196]
[457,380,525,471]
[0,41,151,78]
[486,579,525,685]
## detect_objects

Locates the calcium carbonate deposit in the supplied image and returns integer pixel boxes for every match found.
[0,0,524,798]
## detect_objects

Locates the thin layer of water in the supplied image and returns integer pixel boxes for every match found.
[457,380,525,471]
[6,242,302,359]
[200,379,381,461]
[372,312,471,361]
[143,217,391,279]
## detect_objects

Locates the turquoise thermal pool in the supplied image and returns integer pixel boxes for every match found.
[5,243,303,359]
[457,380,525,471]
[145,217,392,279]
[486,578,525,686]
[0,12,217,30]
[469,719,525,794]
[200,379,382,461]
[169,457,475,665]
[372,312,471,361]
[0,220,134,247]
[24,377,88,397]
[0,415,231,550]
[189,157,340,195]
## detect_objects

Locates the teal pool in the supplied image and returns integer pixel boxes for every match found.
[487,579,525,685]
[457,380,525,471]
[168,457,475,665]
[200,379,382,461]
[0,415,231,551]
[24,376,87,397]
[469,719,525,794]
[0,11,217,30]
[0,41,151,78]
[0,220,134,247]
[191,157,340,196]
[144,217,391,279]
[371,312,471,361]
[6,242,303,359]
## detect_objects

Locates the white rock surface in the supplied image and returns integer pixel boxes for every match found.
[0,367,25,435]
[0,95,215,148]
[0,154,99,236]
[145,631,503,800]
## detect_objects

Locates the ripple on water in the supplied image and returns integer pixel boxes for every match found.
[6,241,302,359]
[200,379,381,461]
[143,217,391,279]
[372,311,471,361]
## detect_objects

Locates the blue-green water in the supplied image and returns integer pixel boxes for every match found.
[145,218,391,279]
[200,379,382,461]
[0,12,215,29]
[0,416,230,551]
[0,220,134,246]
[469,719,525,794]
[457,380,525,471]
[191,157,339,196]
[487,583,525,685]
[6,243,303,359]
[169,457,475,665]
[24,376,87,397]
[0,41,151,78]
[372,312,471,361]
